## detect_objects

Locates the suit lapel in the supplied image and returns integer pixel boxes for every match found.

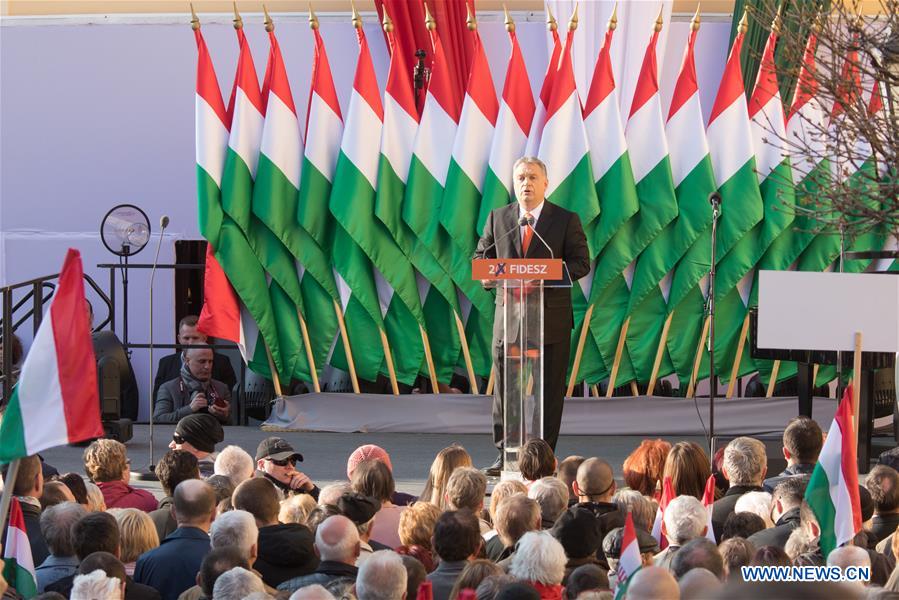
[505,204,523,258]
[525,201,555,258]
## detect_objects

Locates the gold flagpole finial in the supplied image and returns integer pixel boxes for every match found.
[691,4,701,31]
[232,2,243,30]
[263,4,274,33]
[608,4,618,31]
[771,3,783,34]
[308,3,319,30]
[382,6,394,32]
[424,2,436,31]
[546,4,557,32]
[466,4,477,31]
[654,5,664,32]
[351,0,362,29]
[738,8,749,34]
[854,2,864,28]
[190,2,200,30]
[568,3,579,31]
[503,4,515,32]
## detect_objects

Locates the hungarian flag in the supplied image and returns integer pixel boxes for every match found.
[613,512,642,600]
[2,499,37,599]
[702,474,717,543]
[524,19,560,156]
[0,250,103,462]
[662,18,717,385]
[805,385,862,557]
[651,476,676,549]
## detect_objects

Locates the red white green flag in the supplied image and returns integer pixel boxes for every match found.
[3,498,37,599]
[613,512,642,600]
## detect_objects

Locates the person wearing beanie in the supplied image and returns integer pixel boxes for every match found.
[550,506,605,582]
[347,445,416,506]
[170,414,224,478]
[337,493,391,565]
[255,437,320,500]
[603,526,659,584]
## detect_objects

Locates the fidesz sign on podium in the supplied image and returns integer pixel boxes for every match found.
[471,259,563,280]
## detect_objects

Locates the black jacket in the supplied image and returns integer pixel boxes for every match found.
[575,501,624,566]
[1,500,49,567]
[871,513,899,544]
[153,351,236,401]
[711,484,765,541]
[148,496,177,542]
[277,560,357,593]
[257,471,321,502]
[747,507,801,549]
[474,200,591,345]
[763,463,816,493]
[255,523,319,588]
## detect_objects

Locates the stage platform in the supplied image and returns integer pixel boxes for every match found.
[263,393,838,437]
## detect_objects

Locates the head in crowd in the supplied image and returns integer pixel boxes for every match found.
[663,442,712,500]
[735,491,774,527]
[528,477,569,526]
[71,568,124,600]
[420,445,472,510]
[306,504,342,535]
[212,566,265,600]
[172,479,216,528]
[433,509,481,562]
[58,473,89,506]
[40,480,76,510]
[623,439,672,497]
[512,157,550,210]
[719,537,756,580]
[319,482,353,507]
[551,506,601,560]
[678,567,723,599]
[475,574,518,600]
[336,492,381,539]
[214,445,256,488]
[573,458,615,502]
[564,564,609,600]
[155,449,200,497]
[107,508,159,564]
[495,581,541,600]
[626,565,679,600]
[722,512,767,541]
[446,467,487,513]
[799,499,821,541]
[663,495,708,546]
[772,475,810,522]
[488,480,528,528]
[171,413,224,458]
[519,439,556,481]
[83,440,130,484]
[40,502,88,557]
[183,347,215,382]
[782,417,824,466]
[723,437,767,487]
[232,478,281,527]
[351,459,395,504]
[671,537,725,580]
[399,555,426,600]
[198,547,251,597]
[280,492,318,525]
[210,509,258,563]
[73,511,120,559]
[255,436,304,483]
[602,526,659,575]
[450,560,503,600]
[752,545,791,566]
[508,531,566,586]
[290,584,336,600]
[827,546,870,591]
[612,489,655,533]
[177,315,206,346]
[356,550,407,600]
[495,494,541,548]
[205,474,235,506]
[398,501,441,550]
[316,515,360,563]
[84,482,106,512]
[347,444,393,480]
[866,464,899,515]
[557,455,585,503]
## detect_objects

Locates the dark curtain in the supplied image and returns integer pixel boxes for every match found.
[375,0,476,114]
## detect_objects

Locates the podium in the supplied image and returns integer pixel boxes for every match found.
[473,258,570,478]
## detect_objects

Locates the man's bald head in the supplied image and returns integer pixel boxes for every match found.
[678,568,722,599]
[627,566,679,600]
[184,347,214,381]
[173,479,216,526]
[575,458,615,502]
[315,515,360,563]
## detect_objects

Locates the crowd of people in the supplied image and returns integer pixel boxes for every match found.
[0,414,895,599]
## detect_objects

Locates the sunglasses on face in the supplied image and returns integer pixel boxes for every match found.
[172,434,185,445]
[268,457,296,467]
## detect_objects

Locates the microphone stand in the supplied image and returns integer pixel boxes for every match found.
[413,49,428,113]
[707,195,721,461]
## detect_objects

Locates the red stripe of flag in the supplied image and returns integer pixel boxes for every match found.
[545,30,577,121]
[748,31,782,120]
[427,28,463,122]
[195,29,228,129]
[265,31,298,118]
[584,29,616,118]
[306,29,343,138]
[385,29,420,123]
[708,32,746,125]
[464,32,498,126]
[629,31,661,119]
[837,385,863,533]
[788,34,818,122]
[667,28,699,121]
[502,31,534,135]
[354,28,385,121]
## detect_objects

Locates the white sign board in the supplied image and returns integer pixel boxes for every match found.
[758,270,899,353]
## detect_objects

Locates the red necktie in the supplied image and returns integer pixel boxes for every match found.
[522,212,533,255]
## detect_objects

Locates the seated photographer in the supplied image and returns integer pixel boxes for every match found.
[152,315,236,401]
[154,347,231,424]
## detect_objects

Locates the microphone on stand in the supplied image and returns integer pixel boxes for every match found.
[478,216,531,258]
[524,215,554,259]
[137,215,169,481]
[706,192,722,461]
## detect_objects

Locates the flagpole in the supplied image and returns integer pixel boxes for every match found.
[686,315,710,398]
[566,304,594,397]
[725,313,751,398]
[647,312,674,395]
[0,458,20,534]
[378,328,400,396]
[296,310,321,393]
[766,360,781,398]
[332,300,361,394]
[263,342,283,397]
[420,326,440,394]
[454,311,480,394]
[606,317,630,397]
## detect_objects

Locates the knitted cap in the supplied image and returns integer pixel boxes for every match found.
[346,444,393,479]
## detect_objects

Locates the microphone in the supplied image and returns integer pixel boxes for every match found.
[160,215,170,228]
[142,214,170,480]
[708,192,722,207]
[477,216,530,258]
[524,215,555,259]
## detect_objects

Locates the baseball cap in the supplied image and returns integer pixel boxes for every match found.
[255,437,304,463]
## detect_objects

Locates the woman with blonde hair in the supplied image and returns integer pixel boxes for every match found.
[83,439,157,512]
[662,441,713,500]
[279,492,317,525]
[396,501,441,572]
[484,480,528,561]
[419,445,472,510]
[107,508,159,575]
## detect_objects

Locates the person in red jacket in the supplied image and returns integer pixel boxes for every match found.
[83,439,157,512]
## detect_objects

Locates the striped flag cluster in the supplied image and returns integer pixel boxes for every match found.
[192,7,882,394]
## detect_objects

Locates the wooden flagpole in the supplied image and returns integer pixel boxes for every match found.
[647,312,674,395]
[296,311,321,393]
[852,331,862,439]
[725,314,751,398]
[378,329,400,395]
[264,342,284,397]
[332,300,361,394]
[686,316,710,398]
[765,360,781,398]
[420,326,440,394]
[606,317,631,397]
[567,304,595,397]
[485,365,495,397]
[454,311,479,394]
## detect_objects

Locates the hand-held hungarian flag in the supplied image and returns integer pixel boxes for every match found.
[805,385,862,557]
[702,474,717,543]
[3,498,37,598]
[651,476,676,549]
[613,512,642,600]
[0,250,103,462]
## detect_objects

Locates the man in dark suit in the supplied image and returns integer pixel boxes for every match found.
[153,315,236,401]
[154,348,231,424]
[475,157,590,474]
[748,475,809,550]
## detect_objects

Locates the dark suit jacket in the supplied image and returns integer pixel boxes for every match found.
[153,377,231,424]
[747,507,801,549]
[153,352,236,401]
[474,200,590,345]
[711,484,766,541]
[134,527,210,600]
